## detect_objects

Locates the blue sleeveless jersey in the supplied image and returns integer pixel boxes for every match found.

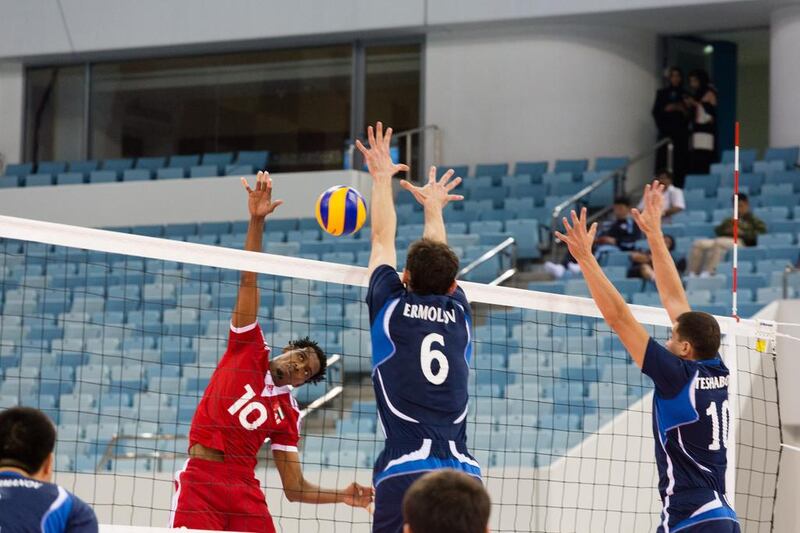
[366,265,480,486]
[0,471,98,533]
[642,338,740,533]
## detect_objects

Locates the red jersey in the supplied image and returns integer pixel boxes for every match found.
[188,322,301,471]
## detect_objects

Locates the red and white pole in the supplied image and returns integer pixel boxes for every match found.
[732,122,740,320]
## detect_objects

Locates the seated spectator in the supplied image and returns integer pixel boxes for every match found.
[628,234,685,281]
[637,169,685,222]
[687,193,766,276]
[402,469,491,533]
[546,196,640,278]
[0,407,98,533]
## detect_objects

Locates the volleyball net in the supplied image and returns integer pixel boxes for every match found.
[0,214,783,532]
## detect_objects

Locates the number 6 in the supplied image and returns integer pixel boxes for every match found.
[421,333,449,385]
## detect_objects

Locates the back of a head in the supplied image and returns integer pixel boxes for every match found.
[0,407,56,474]
[676,311,721,360]
[403,470,491,533]
[405,239,459,296]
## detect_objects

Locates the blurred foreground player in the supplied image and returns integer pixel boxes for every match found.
[0,407,98,533]
[170,171,373,532]
[554,181,739,532]
[356,123,480,533]
[402,469,491,533]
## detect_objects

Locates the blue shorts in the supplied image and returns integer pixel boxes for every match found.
[668,520,740,533]
[372,472,424,533]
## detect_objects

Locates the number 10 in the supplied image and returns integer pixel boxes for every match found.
[706,400,730,451]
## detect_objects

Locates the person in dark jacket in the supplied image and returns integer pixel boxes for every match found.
[652,67,690,186]
[685,69,718,175]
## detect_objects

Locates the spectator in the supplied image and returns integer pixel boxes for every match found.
[687,194,766,276]
[402,469,491,533]
[652,67,689,187]
[637,169,685,222]
[0,407,98,533]
[546,196,642,279]
[685,69,718,175]
[628,234,685,282]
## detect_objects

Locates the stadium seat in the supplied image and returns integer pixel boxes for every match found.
[594,157,628,172]
[753,206,789,223]
[68,160,98,174]
[234,150,270,170]
[122,169,152,182]
[3,162,33,177]
[189,165,219,178]
[684,174,719,196]
[168,155,201,170]
[763,146,799,168]
[156,167,185,180]
[514,161,548,179]
[101,159,134,172]
[56,172,85,185]
[721,148,756,171]
[89,170,118,184]
[134,157,167,171]
[201,152,234,169]
[37,161,67,174]
[554,159,588,176]
[25,173,54,187]
[475,163,508,178]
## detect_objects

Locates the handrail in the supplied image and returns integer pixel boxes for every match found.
[345,125,442,181]
[783,266,799,299]
[546,137,673,253]
[97,354,343,472]
[458,237,517,285]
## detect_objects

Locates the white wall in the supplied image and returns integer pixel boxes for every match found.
[0,62,24,167]
[0,171,372,227]
[770,5,800,149]
[424,25,658,187]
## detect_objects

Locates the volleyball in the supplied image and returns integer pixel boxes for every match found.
[315,185,368,236]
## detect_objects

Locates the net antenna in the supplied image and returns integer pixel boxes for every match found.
[732,121,741,319]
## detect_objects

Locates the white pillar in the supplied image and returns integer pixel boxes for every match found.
[770,5,800,148]
[0,62,24,165]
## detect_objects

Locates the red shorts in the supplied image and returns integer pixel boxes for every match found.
[170,458,275,533]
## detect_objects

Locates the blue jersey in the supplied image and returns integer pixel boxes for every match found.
[366,265,480,487]
[642,338,739,533]
[0,471,98,533]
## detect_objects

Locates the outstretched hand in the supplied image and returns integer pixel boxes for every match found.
[341,482,375,510]
[631,180,665,235]
[400,166,464,210]
[355,122,409,182]
[554,207,598,262]
[241,171,283,219]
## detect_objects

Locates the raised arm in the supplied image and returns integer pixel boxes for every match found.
[272,450,373,508]
[232,171,283,328]
[631,180,690,323]
[400,167,464,244]
[555,208,650,367]
[355,122,409,275]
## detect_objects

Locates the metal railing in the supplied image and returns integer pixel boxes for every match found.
[346,125,442,181]
[545,138,673,254]
[458,237,517,286]
[783,266,799,299]
[97,353,343,472]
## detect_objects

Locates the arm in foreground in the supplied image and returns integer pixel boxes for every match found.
[555,208,650,368]
[631,180,690,323]
[272,449,374,507]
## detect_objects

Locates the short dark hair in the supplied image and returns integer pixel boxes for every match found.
[669,66,683,77]
[289,336,327,384]
[405,239,459,296]
[0,407,56,474]
[656,168,673,181]
[613,196,631,206]
[675,312,721,360]
[403,470,491,533]
[738,193,749,203]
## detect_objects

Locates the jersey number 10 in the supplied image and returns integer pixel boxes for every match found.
[706,400,730,451]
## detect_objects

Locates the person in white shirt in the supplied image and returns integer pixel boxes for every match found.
[637,169,685,222]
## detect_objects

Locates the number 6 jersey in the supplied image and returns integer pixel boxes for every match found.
[188,322,301,470]
[366,265,480,487]
[642,338,739,533]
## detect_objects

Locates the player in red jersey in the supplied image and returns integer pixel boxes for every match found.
[170,171,374,532]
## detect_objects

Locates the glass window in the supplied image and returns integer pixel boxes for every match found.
[90,46,352,172]
[24,66,86,163]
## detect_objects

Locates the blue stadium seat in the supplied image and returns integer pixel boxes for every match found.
[156,167,185,180]
[594,157,628,172]
[514,161,548,179]
[686,290,712,305]
[134,157,167,171]
[554,159,588,176]
[756,286,792,304]
[685,275,726,292]
[38,161,67,174]
[234,150,270,169]
[763,146,799,167]
[0,175,20,187]
[754,160,786,174]
[671,211,708,224]
[168,155,200,170]
[475,163,508,178]
[710,162,735,177]
[189,165,219,178]
[736,273,768,291]
[684,174,719,196]
[201,152,234,168]
[738,173,764,194]
[89,170,118,184]
[760,183,794,197]
[541,172,574,186]
[56,172,86,185]
[3,162,33,177]
[122,169,152,182]
[68,160,98,174]
[754,206,789,223]
[721,148,757,171]
[101,159,134,172]
[25,173,54,187]
[550,181,585,197]
[504,219,540,259]
[225,164,255,176]
[508,183,547,202]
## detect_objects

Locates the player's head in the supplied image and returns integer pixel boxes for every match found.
[0,407,56,481]
[666,312,721,361]
[668,66,683,87]
[270,337,327,387]
[655,168,673,187]
[738,193,750,214]
[612,196,632,220]
[402,469,491,533]
[402,239,459,296]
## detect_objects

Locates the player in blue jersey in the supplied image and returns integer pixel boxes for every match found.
[355,122,479,533]
[555,180,739,533]
[0,407,98,533]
